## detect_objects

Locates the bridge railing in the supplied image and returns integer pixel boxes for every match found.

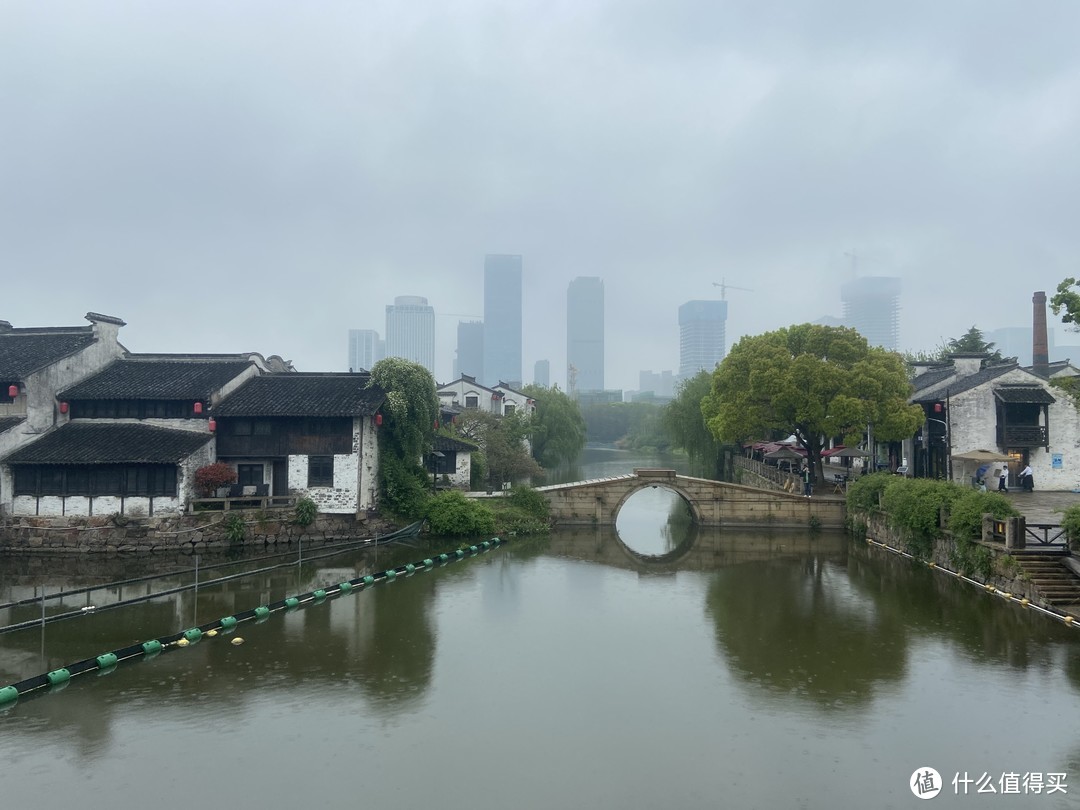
[734,457,800,493]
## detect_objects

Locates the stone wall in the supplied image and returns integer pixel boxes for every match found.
[0,509,395,554]
[856,509,1041,603]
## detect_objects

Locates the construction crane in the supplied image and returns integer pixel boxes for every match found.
[712,278,754,300]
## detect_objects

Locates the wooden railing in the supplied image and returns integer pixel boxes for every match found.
[187,496,297,514]
[733,457,800,492]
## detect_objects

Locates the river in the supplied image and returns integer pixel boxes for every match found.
[1,447,1079,809]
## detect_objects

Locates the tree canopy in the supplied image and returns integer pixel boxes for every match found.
[664,371,722,477]
[703,324,924,479]
[455,409,542,491]
[901,325,1012,366]
[1051,277,1080,328]
[368,357,439,463]
[522,384,586,468]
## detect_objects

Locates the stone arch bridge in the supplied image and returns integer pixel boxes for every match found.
[536,469,846,530]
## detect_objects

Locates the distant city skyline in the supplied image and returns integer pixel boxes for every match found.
[678,299,728,378]
[841,276,902,351]
[483,254,523,387]
[385,295,435,375]
[347,328,382,372]
[454,320,484,381]
[566,276,605,393]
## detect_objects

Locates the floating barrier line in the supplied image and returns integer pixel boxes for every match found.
[0,525,423,613]
[865,537,1079,629]
[0,538,504,707]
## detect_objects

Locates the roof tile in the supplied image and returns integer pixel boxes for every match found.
[4,423,212,465]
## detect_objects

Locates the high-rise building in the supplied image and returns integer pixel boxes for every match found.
[347,329,381,372]
[567,277,604,392]
[483,254,522,387]
[679,300,728,378]
[454,320,484,381]
[840,276,901,351]
[639,370,675,399]
[385,295,435,375]
[534,359,550,387]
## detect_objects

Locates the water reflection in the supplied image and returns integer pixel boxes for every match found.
[614,485,693,558]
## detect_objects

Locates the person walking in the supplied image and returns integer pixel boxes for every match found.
[802,464,813,498]
[1020,464,1034,491]
[998,468,1008,493]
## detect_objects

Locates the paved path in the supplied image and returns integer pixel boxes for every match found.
[1001,490,1080,524]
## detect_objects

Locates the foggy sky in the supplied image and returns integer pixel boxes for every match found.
[3,1,1079,390]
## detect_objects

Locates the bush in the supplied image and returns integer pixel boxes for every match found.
[425,490,496,537]
[947,490,1019,541]
[881,478,964,559]
[1062,504,1080,550]
[379,453,431,518]
[508,485,550,520]
[845,472,896,513]
[223,513,246,546]
[294,496,317,526]
[194,463,237,498]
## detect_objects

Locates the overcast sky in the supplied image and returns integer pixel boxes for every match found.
[3,1,1079,390]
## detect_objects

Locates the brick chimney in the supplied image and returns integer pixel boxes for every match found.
[1033,291,1049,378]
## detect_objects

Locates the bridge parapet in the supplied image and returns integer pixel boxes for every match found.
[540,469,845,530]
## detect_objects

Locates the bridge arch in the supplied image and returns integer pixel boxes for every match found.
[611,480,702,527]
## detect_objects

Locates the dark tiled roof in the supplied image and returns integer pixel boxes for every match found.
[4,423,212,465]
[0,416,26,435]
[434,435,478,453]
[912,365,1015,402]
[59,358,255,400]
[993,385,1056,404]
[911,366,955,393]
[0,327,96,379]
[214,373,385,417]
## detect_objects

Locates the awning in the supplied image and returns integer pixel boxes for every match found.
[993,385,1055,404]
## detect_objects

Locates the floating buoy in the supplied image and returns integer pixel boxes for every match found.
[1001,592,1012,600]
[928,562,937,568]
[1065,616,1075,625]
[177,638,190,647]
[285,597,300,609]
[206,629,218,638]
[1020,598,1030,607]
[0,686,18,705]
[231,637,244,646]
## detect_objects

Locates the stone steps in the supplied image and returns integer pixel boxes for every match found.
[1014,555,1080,606]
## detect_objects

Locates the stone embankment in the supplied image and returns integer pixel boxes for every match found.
[0,509,397,553]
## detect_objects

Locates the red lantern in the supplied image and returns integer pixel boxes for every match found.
[7,385,17,398]
[434,420,440,430]
[59,401,69,414]
[208,417,217,432]
[933,403,943,413]
[375,413,383,426]
[194,401,204,415]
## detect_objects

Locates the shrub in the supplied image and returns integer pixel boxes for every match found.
[379,453,431,518]
[293,496,317,526]
[881,478,964,559]
[947,490,1019,541]
[845,472,895,513]
[223,513,246,546]
[425,490,496,537]
[508,485,550,520]
[1062,504,1080,550]
[194,463,237,498]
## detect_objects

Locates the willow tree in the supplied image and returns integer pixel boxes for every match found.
[522,384,586,468]
[664,371,722,477]
[368,358,440,516]
[703,324,923,483]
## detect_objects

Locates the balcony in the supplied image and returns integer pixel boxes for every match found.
[997,424,1047,448]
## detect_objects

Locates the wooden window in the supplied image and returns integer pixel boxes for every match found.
[465,395,478,409]
[308,456,334,488]
[237,464,264,486]
[503,403,515,416]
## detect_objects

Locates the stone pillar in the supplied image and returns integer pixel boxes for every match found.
[981,513,994,544]
[1005,516,1026,550]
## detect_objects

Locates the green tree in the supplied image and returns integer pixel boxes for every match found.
[1051,277,1080,327]
[664,371,722,476]
[703,324,924,483]
[368,358,440,515]
[900,325,1011,367]
[456,410,543,491]
[522,384,586,468]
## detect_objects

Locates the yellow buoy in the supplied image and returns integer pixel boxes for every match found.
[928,562,936,568]
[177,638,189,647]
[231,637,245,646]
[1001,592,1012,600]
[1065,616,1075,625]
[1020,598,1030,607]
[206,629,218,638]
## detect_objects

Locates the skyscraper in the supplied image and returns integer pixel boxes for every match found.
[567,277,604,392]
[678,300,728,378]
[483,254,522,387]
[385,295,435,375]
[534,359,550,387]
[347,329,381,372]
[454,320,484,380]
[840,276,901,350]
